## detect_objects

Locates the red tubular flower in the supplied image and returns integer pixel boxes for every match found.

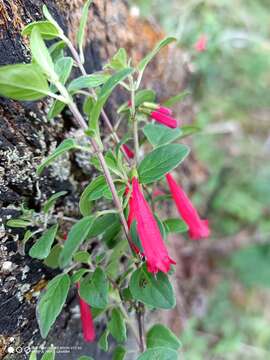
[129,177,176,273]
[166,173,210,240]
[195,35,207,52]
[157,105,173,116]
[150,110,178,128]
[77,284,95,342]
[123,144,134,159]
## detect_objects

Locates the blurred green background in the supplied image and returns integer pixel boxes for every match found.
[130,1,270,359]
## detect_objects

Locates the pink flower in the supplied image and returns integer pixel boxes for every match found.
[166,173,210,240]
[129,177,176,273]
[123,144,134,159]
[150,110,178,128]
[77,284,95,342]
[156,105,173,116]
[195,35,207,52]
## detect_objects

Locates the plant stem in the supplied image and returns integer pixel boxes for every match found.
[65,38,131,163]
[136,302,145,352]
[130,79,139,164]
[118,302,141,348]
[53,78,132,246]
[67,101,132,247]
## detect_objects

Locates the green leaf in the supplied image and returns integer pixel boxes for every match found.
[91,151,124,178]
[106,240,128,278]
[79,176,107,216]
[30,27,56,79]
[41,347,55,360]
[77,0,92,63]
[29,224,58,260]
[83,96,95,115]
[49,40,66,61]
[55,57,73,85]
[0,63,49,101]
[71,268,89,284]
[37,273,70,338]
[135,89,156,107]
[106,48,128,70]
[42,5,64,36]
[112,346,126,360]
[68,73,110,92]
[108,308,127,343]
[138,144,189,184]
[73,250,90,264]
[129,265,176,309]
[138,37,176,73]
[43,191,67,213]
[44,244,62,269]
[117,89,156,113]
[164,219,188,234]
[6,219,31,228]
[137,347,179,360]
[48,99,66,119]
[143,123,182,147]
[163,90,191,107]
[78,356,94,360]
[98,329,109,352]
[79,267,109,308]
[23,230,34,244]
[59,216,94,268]
[89,68,134,139]
[146,324,181,350]
[22,21,60,40]
[87,214,119,238]
[37,138,78,174]
[29,351,37,360]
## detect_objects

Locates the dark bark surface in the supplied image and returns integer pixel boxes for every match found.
[0,1,191,359]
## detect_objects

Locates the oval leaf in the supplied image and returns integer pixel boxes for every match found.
[22,21,60,40]
[137,347,179,360]
[129,265,176,309]
[79,267,109,308]
[59,216,94,268]
[68,73,110,92]
[108,308,127,343]
[138,144,189,184]
[143,123,182,147]
[79,176,107,216]
[0,64,49,101]
[37,273,70,338]
[55,57,73,85]
[43,191,67,213]
[29,224,58,260]
[89,68,134,138]
[146,324,181,350]
[41,347,55,360]
[48,99,66,120]
[30,27,56,79]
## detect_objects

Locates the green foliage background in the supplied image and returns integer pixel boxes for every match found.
[131,0,270,358]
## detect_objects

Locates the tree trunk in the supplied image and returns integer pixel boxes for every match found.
[0,1,190,359]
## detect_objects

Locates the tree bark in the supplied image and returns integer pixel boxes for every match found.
[0,1,190,359]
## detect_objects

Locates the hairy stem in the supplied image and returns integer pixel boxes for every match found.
[65,38,131,163]
[67,101,132,246]
[136,302,145,353]
[130,79,139,164]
